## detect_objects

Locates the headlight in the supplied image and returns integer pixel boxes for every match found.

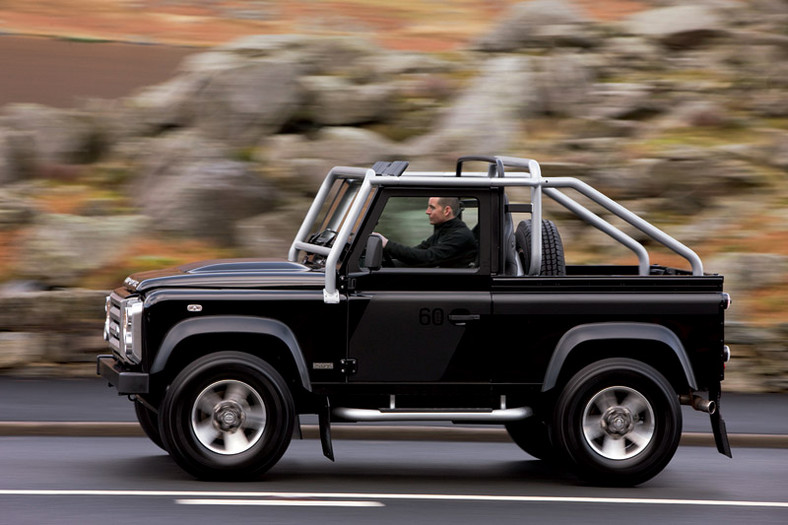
[103,295,112,342]
[120,297,144,364]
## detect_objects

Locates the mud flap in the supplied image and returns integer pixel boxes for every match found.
[710,384,732,458]
[319,397,335,462]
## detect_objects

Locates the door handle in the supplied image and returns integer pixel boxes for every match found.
[448,314,480,325]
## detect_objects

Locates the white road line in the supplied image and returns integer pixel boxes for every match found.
[176,499,384,508]
[0,490,786,509]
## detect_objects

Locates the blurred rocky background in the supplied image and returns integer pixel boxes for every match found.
[0,0,785,391]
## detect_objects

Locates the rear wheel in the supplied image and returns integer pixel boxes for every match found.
[159,351,296,480]
[552,358,681,486]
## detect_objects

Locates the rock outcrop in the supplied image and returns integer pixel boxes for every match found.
[0,1,786,389]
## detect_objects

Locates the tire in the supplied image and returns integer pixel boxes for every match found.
[159,351,296,480]
[515,219,565,275]
[552,358,681,486]
[134,398,166,451]
[505,417,556,461]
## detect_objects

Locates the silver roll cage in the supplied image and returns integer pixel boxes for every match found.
[288,156,704,304]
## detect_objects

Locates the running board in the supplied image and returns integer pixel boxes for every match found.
[333,406,532,423]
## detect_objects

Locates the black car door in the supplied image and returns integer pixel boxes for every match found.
[344,189,492,383]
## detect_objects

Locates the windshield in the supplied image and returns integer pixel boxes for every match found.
[300,179,372,268]
[322,180,364,234]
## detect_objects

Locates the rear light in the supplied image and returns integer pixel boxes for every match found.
[721,293,732,310]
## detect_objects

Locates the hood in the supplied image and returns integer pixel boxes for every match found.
[124,259,324,292]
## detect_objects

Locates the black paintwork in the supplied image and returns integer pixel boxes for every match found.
[100,183,729,428]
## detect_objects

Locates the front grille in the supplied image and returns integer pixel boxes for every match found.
[105,292,123,355]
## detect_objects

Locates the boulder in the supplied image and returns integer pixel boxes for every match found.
[586,83,664,120]
[0,288,106,331]
[214,34,378,76]
[0,104,103,166]
[142,159,277,245]
[235,203,309,258]
[260,127,409,191]
[0,332,47,369]
[135,34,428,142]
[0,129,36,184]
[623,5,728,49]
[132,130,230,183]
[0,189,37,229]
[709,253,788,294]
[192,60,305,146]
[632,153,769,212]
[364,52,459,76]
[475,0,595,51]
[124,73,206,133]
[597,37,665,70]
[16,215,149,287]
[530,53,595,117]
[658,100,730,128]
[299,76,395,126]
[409,55,533,159]
[0,288,108,373]
[770,132,788,169]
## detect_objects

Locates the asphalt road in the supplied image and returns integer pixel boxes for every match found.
[1,377,786,523]
[0,437,786,524]
[1,377,786,436]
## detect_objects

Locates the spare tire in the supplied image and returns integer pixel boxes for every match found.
[515,219,565,275]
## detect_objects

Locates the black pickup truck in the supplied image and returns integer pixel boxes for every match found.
[99,155,732,486]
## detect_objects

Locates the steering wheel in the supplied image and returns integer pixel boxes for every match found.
[308,228,337,247]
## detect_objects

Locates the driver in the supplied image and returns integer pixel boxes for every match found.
[377,197,477,268]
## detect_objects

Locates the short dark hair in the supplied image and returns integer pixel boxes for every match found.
[436,197,460,217]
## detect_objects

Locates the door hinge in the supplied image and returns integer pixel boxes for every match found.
[340,358,357,376]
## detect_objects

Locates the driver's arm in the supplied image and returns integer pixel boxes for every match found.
[384,229,472,267]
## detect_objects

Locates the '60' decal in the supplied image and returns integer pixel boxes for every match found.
[419,308,445,326]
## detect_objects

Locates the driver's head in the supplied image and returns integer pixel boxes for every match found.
[426,197,460,225]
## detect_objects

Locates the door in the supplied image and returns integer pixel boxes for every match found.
[344,190,492,382]
[348,289,490,381]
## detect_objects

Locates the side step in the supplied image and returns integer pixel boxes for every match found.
[333,406,532,423]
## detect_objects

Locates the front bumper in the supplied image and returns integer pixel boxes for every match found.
[97,355,149,395]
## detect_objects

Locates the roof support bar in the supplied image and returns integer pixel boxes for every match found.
[545,177,703,276]
[544,188,651,276]
[290,156,705,306]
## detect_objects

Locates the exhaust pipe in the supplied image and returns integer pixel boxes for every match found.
[680,394,716,415]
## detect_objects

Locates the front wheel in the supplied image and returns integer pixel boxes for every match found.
[134,398,166,451]
[552,358,682,486]
[159,351,296,480]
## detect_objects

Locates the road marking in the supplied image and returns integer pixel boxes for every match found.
[0,490,786,509]
[176,498,383,507]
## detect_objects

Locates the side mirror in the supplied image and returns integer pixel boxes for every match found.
[364,234,383,271]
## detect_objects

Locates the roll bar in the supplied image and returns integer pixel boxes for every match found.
[289,156,704,303]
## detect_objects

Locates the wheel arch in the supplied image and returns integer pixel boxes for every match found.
[541,322,697,394]
[151,316,312,392]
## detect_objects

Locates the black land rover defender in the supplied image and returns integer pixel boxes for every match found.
[99,155,732,486]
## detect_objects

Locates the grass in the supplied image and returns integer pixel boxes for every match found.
[31,183,132,216]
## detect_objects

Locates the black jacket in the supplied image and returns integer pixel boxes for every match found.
[384,217,477,268]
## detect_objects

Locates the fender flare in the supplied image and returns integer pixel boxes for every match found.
[541,322,697,392]
[150,316,311,392]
